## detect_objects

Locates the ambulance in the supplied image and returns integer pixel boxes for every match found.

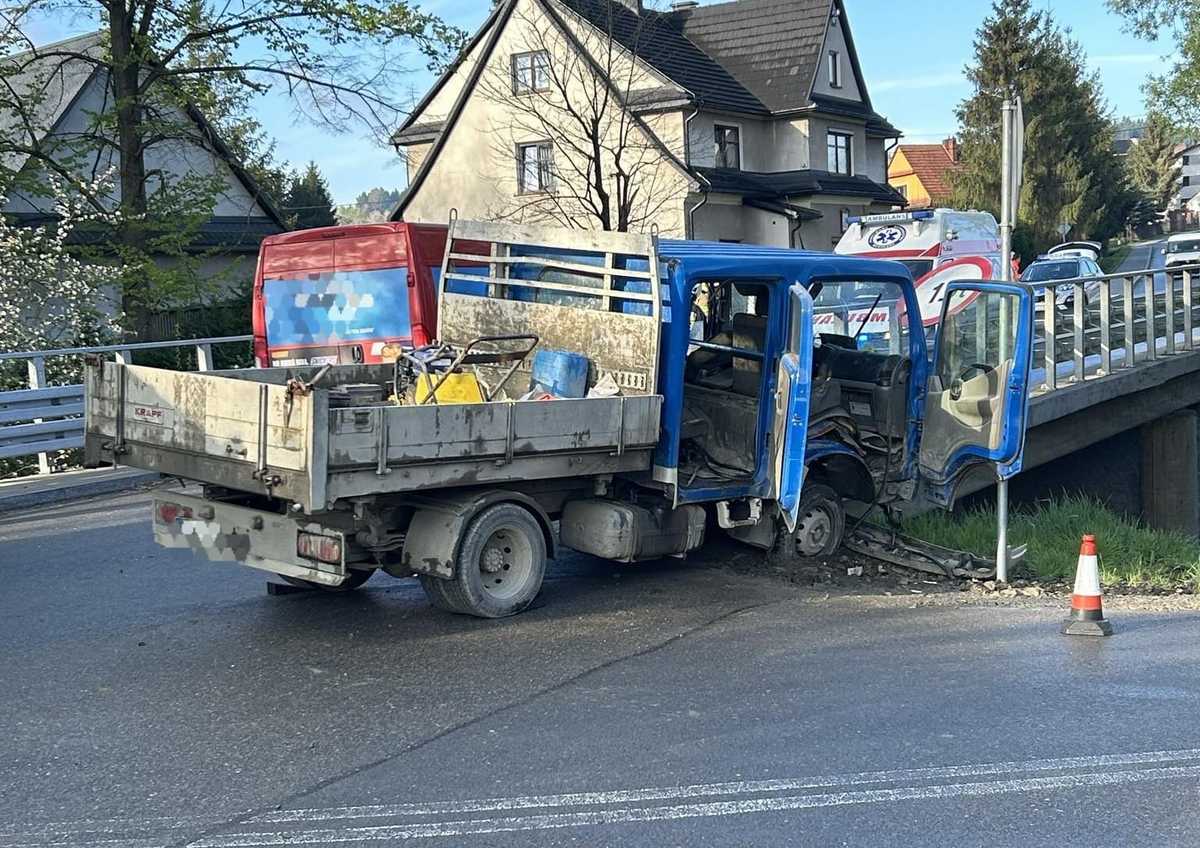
[828,209,1002,343]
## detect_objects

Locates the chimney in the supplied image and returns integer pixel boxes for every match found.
[671,0,699,9]
[943,136,959,163]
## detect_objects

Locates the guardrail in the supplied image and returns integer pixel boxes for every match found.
[0,335,251,471]
[1029,262,1200,393]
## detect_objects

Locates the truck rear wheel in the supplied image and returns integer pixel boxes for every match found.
[419,502,547,618]
[790,484,846,558]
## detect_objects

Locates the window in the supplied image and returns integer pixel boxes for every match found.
[896,184,908,199]
[828,50,842,88]
[1186,175,1194,187]
[839,208,851,234]
[827,131,852,175]
[714,124,741,170]
[512,51,550,94]
[1185,155,1194,166]
[517,142,554,193]
[811,279,909,354]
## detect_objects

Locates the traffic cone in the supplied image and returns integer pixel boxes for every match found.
[1062,534,1112,637]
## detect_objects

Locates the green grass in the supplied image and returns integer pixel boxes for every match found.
[904,496,1200,587]
[1100,244,1132,274]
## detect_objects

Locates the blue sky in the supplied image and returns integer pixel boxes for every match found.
[25,0,1171,205]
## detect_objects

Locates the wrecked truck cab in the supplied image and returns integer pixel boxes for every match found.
[85,220,1036,619]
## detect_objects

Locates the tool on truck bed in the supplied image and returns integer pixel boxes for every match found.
[392,334,539,404]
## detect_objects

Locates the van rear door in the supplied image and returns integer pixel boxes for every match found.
[254,226,416,367]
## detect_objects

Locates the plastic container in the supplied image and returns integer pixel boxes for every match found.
[531,349,590,398]
[413,371,485,405]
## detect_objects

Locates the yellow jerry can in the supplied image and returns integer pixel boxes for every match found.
[413,371,485,405]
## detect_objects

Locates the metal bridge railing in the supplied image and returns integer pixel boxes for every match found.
[0,335,252,471]
[1029,262,1200,394]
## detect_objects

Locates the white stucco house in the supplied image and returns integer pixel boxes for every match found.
[391,0,905,249]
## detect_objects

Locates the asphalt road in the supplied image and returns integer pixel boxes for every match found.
[3,490,1200,846]
[1111,236,1169,294]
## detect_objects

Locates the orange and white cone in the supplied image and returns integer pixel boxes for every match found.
[1061,534,1112,637]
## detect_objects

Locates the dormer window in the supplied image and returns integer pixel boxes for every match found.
[828,50,842,88]
[714,124,741,170]
[512,51,550,94]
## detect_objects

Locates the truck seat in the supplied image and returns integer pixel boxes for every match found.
[731,313,767,397]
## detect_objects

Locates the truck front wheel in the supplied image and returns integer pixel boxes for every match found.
[790,484,846,558]
[419,502,547,618]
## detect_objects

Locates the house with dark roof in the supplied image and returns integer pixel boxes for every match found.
[391,0,904,249]
[887,138,961,208]
[1,32,285,309]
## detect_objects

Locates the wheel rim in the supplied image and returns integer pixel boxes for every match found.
[477,525,535,601]
[795,504,834,557]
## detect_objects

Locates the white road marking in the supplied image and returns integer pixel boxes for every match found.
[190,765,1200,845]
[8,749,1200,847]
[251,746,1200,822]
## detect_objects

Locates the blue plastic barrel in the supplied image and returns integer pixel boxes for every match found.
[531,349,590,398]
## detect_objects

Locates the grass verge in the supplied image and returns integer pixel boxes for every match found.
[905,496,1200,588]
[1100,243,1132,274]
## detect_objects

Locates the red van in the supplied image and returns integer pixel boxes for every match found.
[251,223,453,368]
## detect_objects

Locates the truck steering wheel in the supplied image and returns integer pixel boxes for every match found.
[949,362,994,400]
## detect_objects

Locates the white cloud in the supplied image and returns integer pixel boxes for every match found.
[871,71,966,93]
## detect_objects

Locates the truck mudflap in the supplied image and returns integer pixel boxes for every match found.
[152,492,351,587]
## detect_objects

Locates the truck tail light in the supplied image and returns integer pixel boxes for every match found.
[297,531,343,564]
[155,502,193,525]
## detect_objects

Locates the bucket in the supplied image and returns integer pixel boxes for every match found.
[531,349,590,398]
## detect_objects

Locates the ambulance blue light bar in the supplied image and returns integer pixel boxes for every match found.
[846,210,935,225]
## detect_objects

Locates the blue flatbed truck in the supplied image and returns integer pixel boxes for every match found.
[85,220,1036,617]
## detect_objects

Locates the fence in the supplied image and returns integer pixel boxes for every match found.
[0,335,251,471]
[1030,262,1200,393]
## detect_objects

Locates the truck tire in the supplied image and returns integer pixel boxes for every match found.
[420,502,547,618]
[282,568,375,592]
[790,484,845,558]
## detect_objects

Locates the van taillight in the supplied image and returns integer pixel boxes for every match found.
[253,334,268,368]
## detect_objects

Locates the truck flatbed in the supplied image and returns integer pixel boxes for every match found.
[85,361,661,513]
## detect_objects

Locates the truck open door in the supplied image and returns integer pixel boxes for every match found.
[919,280,1035,505]
[772,282,816,531]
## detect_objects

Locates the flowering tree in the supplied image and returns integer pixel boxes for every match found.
[0,172,123,376]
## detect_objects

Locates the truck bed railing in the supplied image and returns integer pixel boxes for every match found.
[437,220,664,396]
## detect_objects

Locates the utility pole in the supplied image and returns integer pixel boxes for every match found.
[996,96,1023,584]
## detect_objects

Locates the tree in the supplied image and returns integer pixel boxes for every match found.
[476,0,684,232]
[1109,0,1200,129]
[0,3,463,306]
[337,186,403,223]
[284,162,337,230]
[1126,112,1182,211]
[1124,190,1162,238]
[952,0,1126,252]
[0,171,122,361]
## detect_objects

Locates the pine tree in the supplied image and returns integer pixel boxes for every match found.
[284,163,338,230]
[1126,113,1182,212]
[952,0,1127,252]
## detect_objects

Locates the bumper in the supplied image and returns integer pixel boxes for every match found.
[153,493,350,587]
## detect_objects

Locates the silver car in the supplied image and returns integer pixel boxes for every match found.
[1020,256,1104,309]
